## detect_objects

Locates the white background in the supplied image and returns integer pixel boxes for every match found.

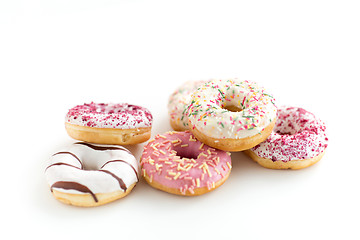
[1,0,359,239]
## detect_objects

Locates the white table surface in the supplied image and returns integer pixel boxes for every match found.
[1,1,359,239]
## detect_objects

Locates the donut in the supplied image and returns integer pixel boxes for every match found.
[168,80,208,131]
[186,79,277,151]
[45,142,139,207]
[140,131,232,196]
[245,106,328,169]
[65,102,153,145]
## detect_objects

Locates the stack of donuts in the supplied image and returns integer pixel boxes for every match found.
[45,79,328,207]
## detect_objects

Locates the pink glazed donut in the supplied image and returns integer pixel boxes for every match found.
[245,106,328,169]
[140,131,232,196]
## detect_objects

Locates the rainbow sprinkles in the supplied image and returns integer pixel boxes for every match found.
[186,79,277,139]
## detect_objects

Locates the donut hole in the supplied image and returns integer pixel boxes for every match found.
[81,161,100,171]
[274,126,297,135]
[275,130,293,136]
[274,121,299,136]
[173,146,198,160]
[223,104,243,112]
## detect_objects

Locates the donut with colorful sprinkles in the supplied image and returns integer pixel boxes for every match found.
[187,79,277,151]
[65,102,153,145]
[245,106,328,169]
[140,131,232,196]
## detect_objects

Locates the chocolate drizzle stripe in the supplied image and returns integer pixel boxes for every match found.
[45,162,81,171]
[51,181,98,202]
[100,159,139,181]
[75,142,131,153]
[52,152,83,169]
[99,170,127,192]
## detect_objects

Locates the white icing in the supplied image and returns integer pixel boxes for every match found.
[187,79,277,139]
[167,80,208,130]
[65,102,153,129]
[45,142,139,194]
[251,106,328,161]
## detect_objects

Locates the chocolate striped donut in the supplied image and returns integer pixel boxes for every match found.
[45,142,139,207]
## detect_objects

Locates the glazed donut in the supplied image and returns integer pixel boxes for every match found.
[245,106,328,169]
[187,79,277,151]
[168,80,207,131]
[65,102,153,145]
[45,142,139,207]
[140,131,232,196]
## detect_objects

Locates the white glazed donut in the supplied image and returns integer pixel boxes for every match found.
[245,106,329,169]
[65,102,153,145]
[45,142,139,207]
[187,79,277,151]
[168,80,208,131]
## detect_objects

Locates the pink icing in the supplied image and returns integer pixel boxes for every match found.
[251,106,328,162]
[140,131,232,195]
[65,102,153,129]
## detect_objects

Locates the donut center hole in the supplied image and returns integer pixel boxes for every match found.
[223,104,243,112]
[275,130,293,135]
[274,122,299,136]
[173,147,198,160]
[81,161,101,171]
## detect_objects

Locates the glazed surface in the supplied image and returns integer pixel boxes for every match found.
[65,102,153,129]
[45,142,139,201]
[251,106,328,161]
[187,79,277,139]
[168,80,208,130]
[141,131,232,195]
